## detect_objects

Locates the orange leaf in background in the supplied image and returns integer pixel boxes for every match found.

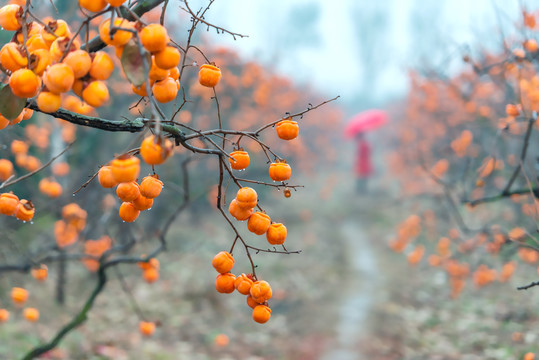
[478,157,495,178]
[428,254,442,267]
[499,262,517,282]
[448,228,460,239]
[437,237,451,258]
[508,227,526,240]
[389,238,407,253]
[450,130,473,157]
[473,264,497,288]
[82,236,112,272]
[450,277,466,299]
[506,103,521,116]
[524,11,537,29]
[407,245,425,266]
[430,158,449,178]
[518,248,539,264]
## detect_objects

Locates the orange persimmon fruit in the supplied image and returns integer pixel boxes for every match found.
[9,69,40,98]
[199,64,221,87]
[63,49,92,78]
[110,155,140,183]
[89,51,114,80]
[0,159,14,181]
[0,192,19,215]
[79,0,108,12]
[140,23,169,53]
[11,287,28,305]
[139,174,163,199]
[116,181,140,202]
[99,18,133,47]
[154,46,180,69]
[139,321,156,337]
[247,211,271,235]
[0,42,27,71]
[229,150,250,170]
[228,199,253,221]
[140,135,173,165]
[98,165,118,188]
[266,223,287,245]
[212,251,234,273]
[14,199,34,221]
[268,161,292,182]
[82,80,110,108]
[31,265,48,281]
[36,91,61,113]
[215,273,236,294]
[43,63,75,94]
[119,202,139,222]
[252,304,271,324]
[234,273,254,295]
[250,280,272,303]
[235,187,257,209]
[275,119,299,140]
[0,4,22,31]
[23,307,39,322]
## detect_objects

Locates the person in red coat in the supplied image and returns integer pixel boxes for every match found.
[355,132,372,192]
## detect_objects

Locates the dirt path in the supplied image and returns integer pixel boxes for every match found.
[321,219,381,359]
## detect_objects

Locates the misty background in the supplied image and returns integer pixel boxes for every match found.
[203,0,522,114]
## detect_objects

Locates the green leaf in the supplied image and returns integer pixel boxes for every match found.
[0,83,27,120]
[121,39,151,88]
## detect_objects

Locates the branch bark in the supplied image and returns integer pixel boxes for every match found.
[26,101,145,132]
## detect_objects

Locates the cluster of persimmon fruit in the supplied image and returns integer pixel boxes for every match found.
[54,202,87,248]
[0,3,112,112]
[0,140,40,179]
[389,18,539,300]
[211,118,301,325]
[97,134,171,222]
[212,251,273,324]
[0,0,306,333]
[0,191,34,222]
[392,214,525,298]
[229,187,288,246]
[138,256,160,284]
[0,0,222,120]
[0,137,61,222]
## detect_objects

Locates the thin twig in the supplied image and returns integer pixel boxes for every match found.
[502,117,536,194]
[182,0,248,40]
[518,281,539,290]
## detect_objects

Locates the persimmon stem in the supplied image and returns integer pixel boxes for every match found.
[501,117,536,194]
[229,235,239,254]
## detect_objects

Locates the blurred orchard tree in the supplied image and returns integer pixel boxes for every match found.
[388,4,539,299]
[0,0,340,358]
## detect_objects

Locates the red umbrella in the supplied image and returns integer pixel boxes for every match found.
[344,109,388,138]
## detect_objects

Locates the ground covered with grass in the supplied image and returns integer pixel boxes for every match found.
[0,174,352,359]
[4,169,539,359]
